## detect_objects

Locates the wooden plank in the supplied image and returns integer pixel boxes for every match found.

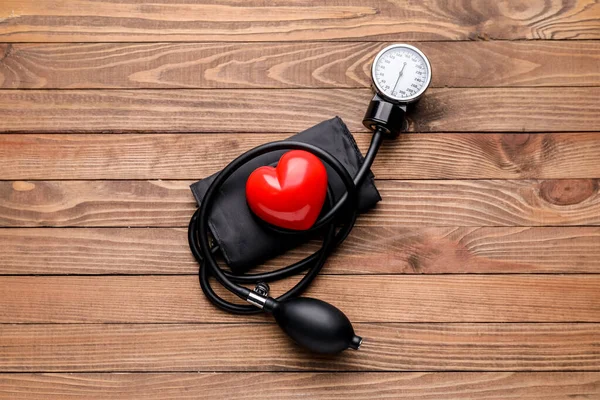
[1,275,598,323]
[3,132,600,180]
[1,372,599,399]
[0,180,196,227]
[2,227,600,275]
[0,88,599,133]
[1,41,599,89]
[0,323,598,371]
[1,0,598,42]
[0,228,194,275]
[2,179,599,227]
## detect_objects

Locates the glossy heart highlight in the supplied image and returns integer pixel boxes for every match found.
[246,150,328,231]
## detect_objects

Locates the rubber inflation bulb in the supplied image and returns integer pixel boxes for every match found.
[271,297,362,354]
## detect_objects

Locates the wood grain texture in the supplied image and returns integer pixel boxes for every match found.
[2,179,599,227]
[0,0,598,395]
[1,0,598,42]
[0,88,599,133]
[3,132,600,180]
[2,227,600,275]
[1,41,599,89]
[1,372,599,400]
[1,275,598,323]
[1,323,598,371]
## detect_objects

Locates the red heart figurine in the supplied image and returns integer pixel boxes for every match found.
[246,150,328,231]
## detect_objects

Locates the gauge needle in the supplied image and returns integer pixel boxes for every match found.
[392,62,407,92]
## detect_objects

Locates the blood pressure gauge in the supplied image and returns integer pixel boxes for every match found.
[363,44,432,136]
[372,44,432,103]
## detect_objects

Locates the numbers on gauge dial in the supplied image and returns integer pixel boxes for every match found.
[374,48,429,101]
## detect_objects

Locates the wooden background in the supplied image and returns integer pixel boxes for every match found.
[1,0,600,398]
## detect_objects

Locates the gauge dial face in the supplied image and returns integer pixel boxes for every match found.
[372,44,431,103]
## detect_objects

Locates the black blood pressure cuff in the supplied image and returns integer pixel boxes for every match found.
[190,117,381,274]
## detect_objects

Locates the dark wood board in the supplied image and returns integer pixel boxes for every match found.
[0,88,598,133]
[2,226,600,275]
[2,179,599,227]
[1,41,599,89]
[2,132,600,180]
[2,372,600,400]
[1,323,599,372]
[0,275,599,323]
